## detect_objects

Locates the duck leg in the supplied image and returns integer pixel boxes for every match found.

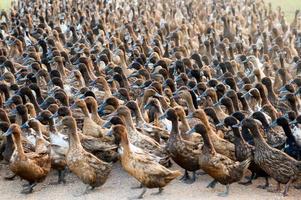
[58,168,67,184]
[239,172,256,185]
[73,185,95,197]
[151,187,163,195]
[184,171,196,184]
[131,183,143,189]
[21,182,37,194]
[257,177,269,189]
[129,187,147,199]
[218,184,230,197]
[267,182,281,193]
[283,178,293,196]
[197,170,206,175]
[180,170,190,181]
[4,172,16,180]
[207,179,218,188]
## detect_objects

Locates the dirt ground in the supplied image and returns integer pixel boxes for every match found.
[0,162,300,200]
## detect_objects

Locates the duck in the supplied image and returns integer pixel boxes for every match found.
[111,124,181,199]
[289,115,301,147]
[35,110,68,184]
[242,118,301,196]
[3,124,51,194]
[188,109,236,160]
[252,111,286,149]
[160,108,202,183]
[222,116,270,187]
[187,123,251,197]
[58,116,112,194]
[71,99,111,141]
[108,105,170,167]
[125,100,169,142]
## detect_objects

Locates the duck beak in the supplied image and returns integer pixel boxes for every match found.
[154,93,163,98]
[70,103,77,110]
[103,121,112,129]
[144,103,151,110]
[106,129,113,136]
[186,127,196,135]
[269,120,278,128]
[3,127,13,136]
[20,122,29,129]
[289,119,297,125]
[159,113,167,120]
[279,95,287,101]
[4,98,13,107]
[232,121,242,128]
[241,92,251,98]
[56,120,63,127]
[10,108,17,115]
[213,101,221,107]
[186,113,193,119]
[216,121,224,128]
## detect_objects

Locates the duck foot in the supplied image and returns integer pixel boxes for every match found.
[4,173,16,180]
[180,170,190,181]
[217,184,229,197]
[151,187,163,195]
[183,171,196,184]
[129,187,147,199]
[131,183,143,189]
[239,173,255,186]
[50,169,67,185]
[257,177,269,189]
[21,182,36,194]
[207,180,218,189]
[267,182,281,193]
[239,180,252,186]
[196,171,206,176]
[283,178,293,196]
[73,185,95,197]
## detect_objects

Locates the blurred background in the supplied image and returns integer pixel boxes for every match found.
[0,0,300,22]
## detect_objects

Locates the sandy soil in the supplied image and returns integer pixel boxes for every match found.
[0,162,300,200]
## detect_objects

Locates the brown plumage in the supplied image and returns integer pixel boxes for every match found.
[189,123,251,197]
[111,124,181,199]
[60,116,112,193]
[4,124,51,194]
[242,118,301,196]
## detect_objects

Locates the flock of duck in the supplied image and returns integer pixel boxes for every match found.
[1,0,301,198]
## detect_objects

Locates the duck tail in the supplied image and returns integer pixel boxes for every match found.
[166,170,182,182]
[239,157,252,171]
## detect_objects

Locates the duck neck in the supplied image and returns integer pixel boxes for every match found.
[48,118,56,132]
[12,132,25,159]
[80,105,91,118]
[57,62,66,77]
[179,114,190,131]
[133,107,146,124]
[280,121,295,142]
[185,95,196,113]
[120,132,130,153]
[158,96,170,111]
[248,126,266,147]
[122,114,136,131]
[232,126,246,145]
[231,96,240,111]
[26,92,42,113]
[201,131,216,154]
[170,118,180,138]
[91,102,103,123]
[240,97,251,112]
[68,126,82,149]
[266,84,277,101]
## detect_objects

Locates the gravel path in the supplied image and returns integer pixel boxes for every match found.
[0,162,300,200]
